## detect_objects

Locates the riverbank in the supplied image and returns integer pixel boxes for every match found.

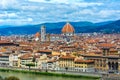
[0,68,100,80]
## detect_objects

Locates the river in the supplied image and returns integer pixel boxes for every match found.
[0,71,92,80]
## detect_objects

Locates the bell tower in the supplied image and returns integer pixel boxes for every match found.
[41,25,46,42]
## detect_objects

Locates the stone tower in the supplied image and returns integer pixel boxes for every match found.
[41,25,46,42]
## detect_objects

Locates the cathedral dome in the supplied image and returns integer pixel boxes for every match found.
[35,32,40,38]
[62,22,75,33]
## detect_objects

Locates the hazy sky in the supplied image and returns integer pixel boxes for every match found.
[0,0,120,25]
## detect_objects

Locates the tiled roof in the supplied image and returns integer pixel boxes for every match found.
[20,53,32,60]
[37,50,51,53]
[98,43,115,48]
[35,32,40,37]
[62,22,75,33]
[74,59,94,63]
[60,55,75,59]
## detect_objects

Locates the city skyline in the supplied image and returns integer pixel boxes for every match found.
[0,0,120,26]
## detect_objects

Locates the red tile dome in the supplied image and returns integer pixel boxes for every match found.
[35,32,40,37]
[62,22,75,33]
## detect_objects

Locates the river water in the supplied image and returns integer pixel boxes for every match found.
[0,71,92,80]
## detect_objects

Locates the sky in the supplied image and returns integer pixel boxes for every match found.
[0,0,120,26]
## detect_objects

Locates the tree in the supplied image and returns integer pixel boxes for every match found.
[26,63,35,71]
[4,76,20,80]
[0,76,4,80]
[65,67,68,72]
[32,56,36,62]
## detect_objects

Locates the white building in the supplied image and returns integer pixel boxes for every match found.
[9,53,19,67]
[0,54,10,67]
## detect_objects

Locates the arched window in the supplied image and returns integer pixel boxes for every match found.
[112,62,114,70]
[115,62,118,70]
[108,62,111,70]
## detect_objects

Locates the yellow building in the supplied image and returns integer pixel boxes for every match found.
[38,54,47,69]
[58,54,94,72]
[18,53,33,67]
[81,48,120,73]
[59,55,75,69]
[74,59,94,72]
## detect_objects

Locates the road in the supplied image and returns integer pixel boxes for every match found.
[0,66,101,77]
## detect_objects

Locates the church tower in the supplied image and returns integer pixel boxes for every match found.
[41,25,46,42]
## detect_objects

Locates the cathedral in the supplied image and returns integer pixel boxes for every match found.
[62,22,75,36]
[34,22,75,42]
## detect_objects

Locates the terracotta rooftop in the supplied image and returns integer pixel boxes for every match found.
[109,48,117,52]
[60,55,75,59]
[74,59,94,63]
[0,40,9,43]
[98,43,115,48]
[47,59,57,63]
[0,54,2,56]
[20,53,32,60]
[86,39,97,44]
[37,50,52,53]
[35,32,40,37]
[62,22,75,33]
[0,48,6,52]
[82,53,103,57]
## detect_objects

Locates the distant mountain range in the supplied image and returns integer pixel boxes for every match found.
[0,19,120,35]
